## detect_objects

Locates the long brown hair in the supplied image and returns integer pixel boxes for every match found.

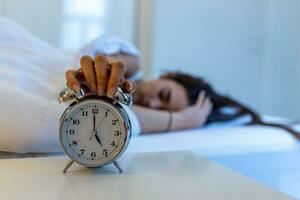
[164,72,300,140]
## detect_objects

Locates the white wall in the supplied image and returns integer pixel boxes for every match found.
[138,0,300,119]
[136,0,155,77]
[0,0,136,49]
[106,0,137,43]
[261,0,300,118]
[0,0,63,46]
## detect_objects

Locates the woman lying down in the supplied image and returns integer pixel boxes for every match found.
[66,54,300,138]
[0,16,298,154]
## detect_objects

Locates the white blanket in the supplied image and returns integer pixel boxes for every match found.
[0,17,70,153]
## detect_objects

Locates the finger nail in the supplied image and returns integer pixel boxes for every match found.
[98,89,104,96]
[107,88,115,98]
[128,82,133,91]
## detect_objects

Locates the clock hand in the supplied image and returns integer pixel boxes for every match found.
[89,131,102,147]
[93,114,96,131]
[89,134,93,140]
[92,114,102,147]
[95,133,102,147]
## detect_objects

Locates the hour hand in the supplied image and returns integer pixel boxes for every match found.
[95,133,102,147]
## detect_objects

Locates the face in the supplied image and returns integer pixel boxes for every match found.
[134,79,189,111]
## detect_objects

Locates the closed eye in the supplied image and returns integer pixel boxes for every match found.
[159,89,171,104]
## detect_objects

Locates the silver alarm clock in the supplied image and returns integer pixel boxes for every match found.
[58,87,132,173]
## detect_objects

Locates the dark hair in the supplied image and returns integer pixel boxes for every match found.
[164,72,300,140]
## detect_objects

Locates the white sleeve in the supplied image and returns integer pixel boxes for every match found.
[127,70,144,82]
[74,36,140,66]
[123,105,141,137]
[74,36,144,82]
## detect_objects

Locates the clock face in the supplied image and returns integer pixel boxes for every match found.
[59,99,129,167]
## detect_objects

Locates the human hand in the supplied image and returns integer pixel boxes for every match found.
[65,54,135,97]
[174,91,213,129]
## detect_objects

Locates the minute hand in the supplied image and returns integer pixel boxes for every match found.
[93,115,96,131]
[93,114,102,147]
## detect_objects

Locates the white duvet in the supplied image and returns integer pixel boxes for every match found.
[0,17,71,153]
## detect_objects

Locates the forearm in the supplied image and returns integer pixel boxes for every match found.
[132,105,187,133]
[106,53,140,79]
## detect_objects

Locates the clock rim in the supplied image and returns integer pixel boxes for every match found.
[59,95,132,168]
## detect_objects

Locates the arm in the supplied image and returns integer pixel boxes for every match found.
[133,91,212,133]
[106,53,140,79]
[132,106,171,133]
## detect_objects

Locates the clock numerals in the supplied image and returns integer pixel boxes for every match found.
[91,152,96,158]
[112,119,117,125]
[80,149,85,155]
[103,149,108,157]
[72,140,78,146]
[92,108,99,114]
[114,130,121,136]
[73,119,80,125]
[110,141,116,147]
[82,110,88,117]
[68,129,75,135]
[105,111,108,117]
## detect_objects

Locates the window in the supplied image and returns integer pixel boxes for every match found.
[60,0,107,50]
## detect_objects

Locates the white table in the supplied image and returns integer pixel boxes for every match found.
[0,151,295,200]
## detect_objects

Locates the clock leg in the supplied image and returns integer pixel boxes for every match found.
[113,161,123,173]
[63,160,74,173]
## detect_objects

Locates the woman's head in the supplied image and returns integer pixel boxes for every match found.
[133,77,189,111]
[133,72,209,111]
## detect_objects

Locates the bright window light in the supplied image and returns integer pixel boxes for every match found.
[60,0,107,50]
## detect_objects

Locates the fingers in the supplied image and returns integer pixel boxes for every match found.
[195,90,213,115]
[196,91,206,107]
[80,55,97,93]
[66,54,128,98]
[107,61,124,97]
[66,69,81,92]
[202,97,213,116]
[122,80,136,93]
[94,54,108,96]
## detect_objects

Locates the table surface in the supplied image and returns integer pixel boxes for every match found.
[0,151,295,200]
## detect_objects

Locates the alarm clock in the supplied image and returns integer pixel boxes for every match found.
[58,87,133,173]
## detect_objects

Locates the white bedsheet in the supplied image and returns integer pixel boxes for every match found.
[127,123,300,157]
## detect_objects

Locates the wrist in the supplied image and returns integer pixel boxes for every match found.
[171,112,188,131]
